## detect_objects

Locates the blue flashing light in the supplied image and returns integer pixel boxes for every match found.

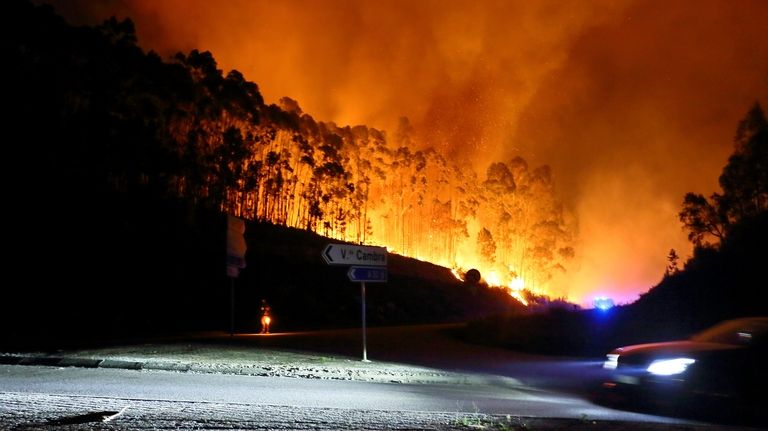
[594,296,614,311]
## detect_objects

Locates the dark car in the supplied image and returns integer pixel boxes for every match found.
[602,316,768,413]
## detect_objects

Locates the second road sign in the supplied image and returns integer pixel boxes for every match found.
[347,266,388,283]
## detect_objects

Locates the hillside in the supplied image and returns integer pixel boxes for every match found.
[3,187,523,348]
[0,1,530,349]
[461,212,768,358]
[239,219,523,332]
[624,211,768,338]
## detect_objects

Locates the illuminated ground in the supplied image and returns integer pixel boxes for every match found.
[1,325,761,430]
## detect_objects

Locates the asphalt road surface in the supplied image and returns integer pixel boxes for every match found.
[0,363,716,430]
[0,364,671,418]
[0,325,756,429]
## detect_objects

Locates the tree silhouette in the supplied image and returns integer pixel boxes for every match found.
[11,1,579,298]
[477,228,497,266]
[719,103,768,221]
[665,249,680,276]
[680,102,768,248]
[679,192,726,247]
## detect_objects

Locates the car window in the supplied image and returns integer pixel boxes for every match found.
[690,318,768,346]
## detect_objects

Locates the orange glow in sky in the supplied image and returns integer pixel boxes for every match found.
[48,0,768,305]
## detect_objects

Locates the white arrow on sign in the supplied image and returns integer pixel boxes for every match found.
[322,243,387,266]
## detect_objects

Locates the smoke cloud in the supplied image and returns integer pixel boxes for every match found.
[46,0,768,304]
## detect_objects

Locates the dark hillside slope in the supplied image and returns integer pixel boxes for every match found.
[236,221,521,332]
[1,1,523,348]
[462,212,768,356]
[3,191,522,347]
[622,211,768,340]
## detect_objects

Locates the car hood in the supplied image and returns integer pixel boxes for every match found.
[611,340,741,357]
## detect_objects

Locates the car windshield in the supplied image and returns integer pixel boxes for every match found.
[690,317,768,345]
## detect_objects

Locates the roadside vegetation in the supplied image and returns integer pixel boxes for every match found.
[462,103,768,356]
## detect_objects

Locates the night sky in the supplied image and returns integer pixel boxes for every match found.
[45,0,768,304]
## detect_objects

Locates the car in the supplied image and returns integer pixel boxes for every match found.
[601,316,768,414]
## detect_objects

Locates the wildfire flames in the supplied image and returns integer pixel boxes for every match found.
[236,123,574,303]
[48,0,768,305]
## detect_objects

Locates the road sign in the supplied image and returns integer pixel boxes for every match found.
[322,244,387,266]
[347,266,388,283]
[322,243,388,363]
[226,215,247,268]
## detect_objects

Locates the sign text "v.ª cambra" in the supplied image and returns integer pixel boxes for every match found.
[322,244,387,266]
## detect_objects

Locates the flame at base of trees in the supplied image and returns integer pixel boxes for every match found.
[164,53,578,302]
[216,126,577,301]
[17,13,578,303]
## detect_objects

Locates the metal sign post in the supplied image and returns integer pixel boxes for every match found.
[323,243,387,362]
[348,265,387,362]
[230,277,235,336]
[361,281,369,362]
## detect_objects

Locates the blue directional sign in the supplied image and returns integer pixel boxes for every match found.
[347,266,388,283]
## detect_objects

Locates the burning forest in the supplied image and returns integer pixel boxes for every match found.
[11,2,575,304]
[18,0,768,306]
[141,51,577,302]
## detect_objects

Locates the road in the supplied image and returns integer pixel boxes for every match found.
[0,325,746,430]
[0,364,652,418]
[0,364,707,430]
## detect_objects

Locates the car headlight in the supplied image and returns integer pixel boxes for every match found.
[603,354,619,370]
[646,358,695,376]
